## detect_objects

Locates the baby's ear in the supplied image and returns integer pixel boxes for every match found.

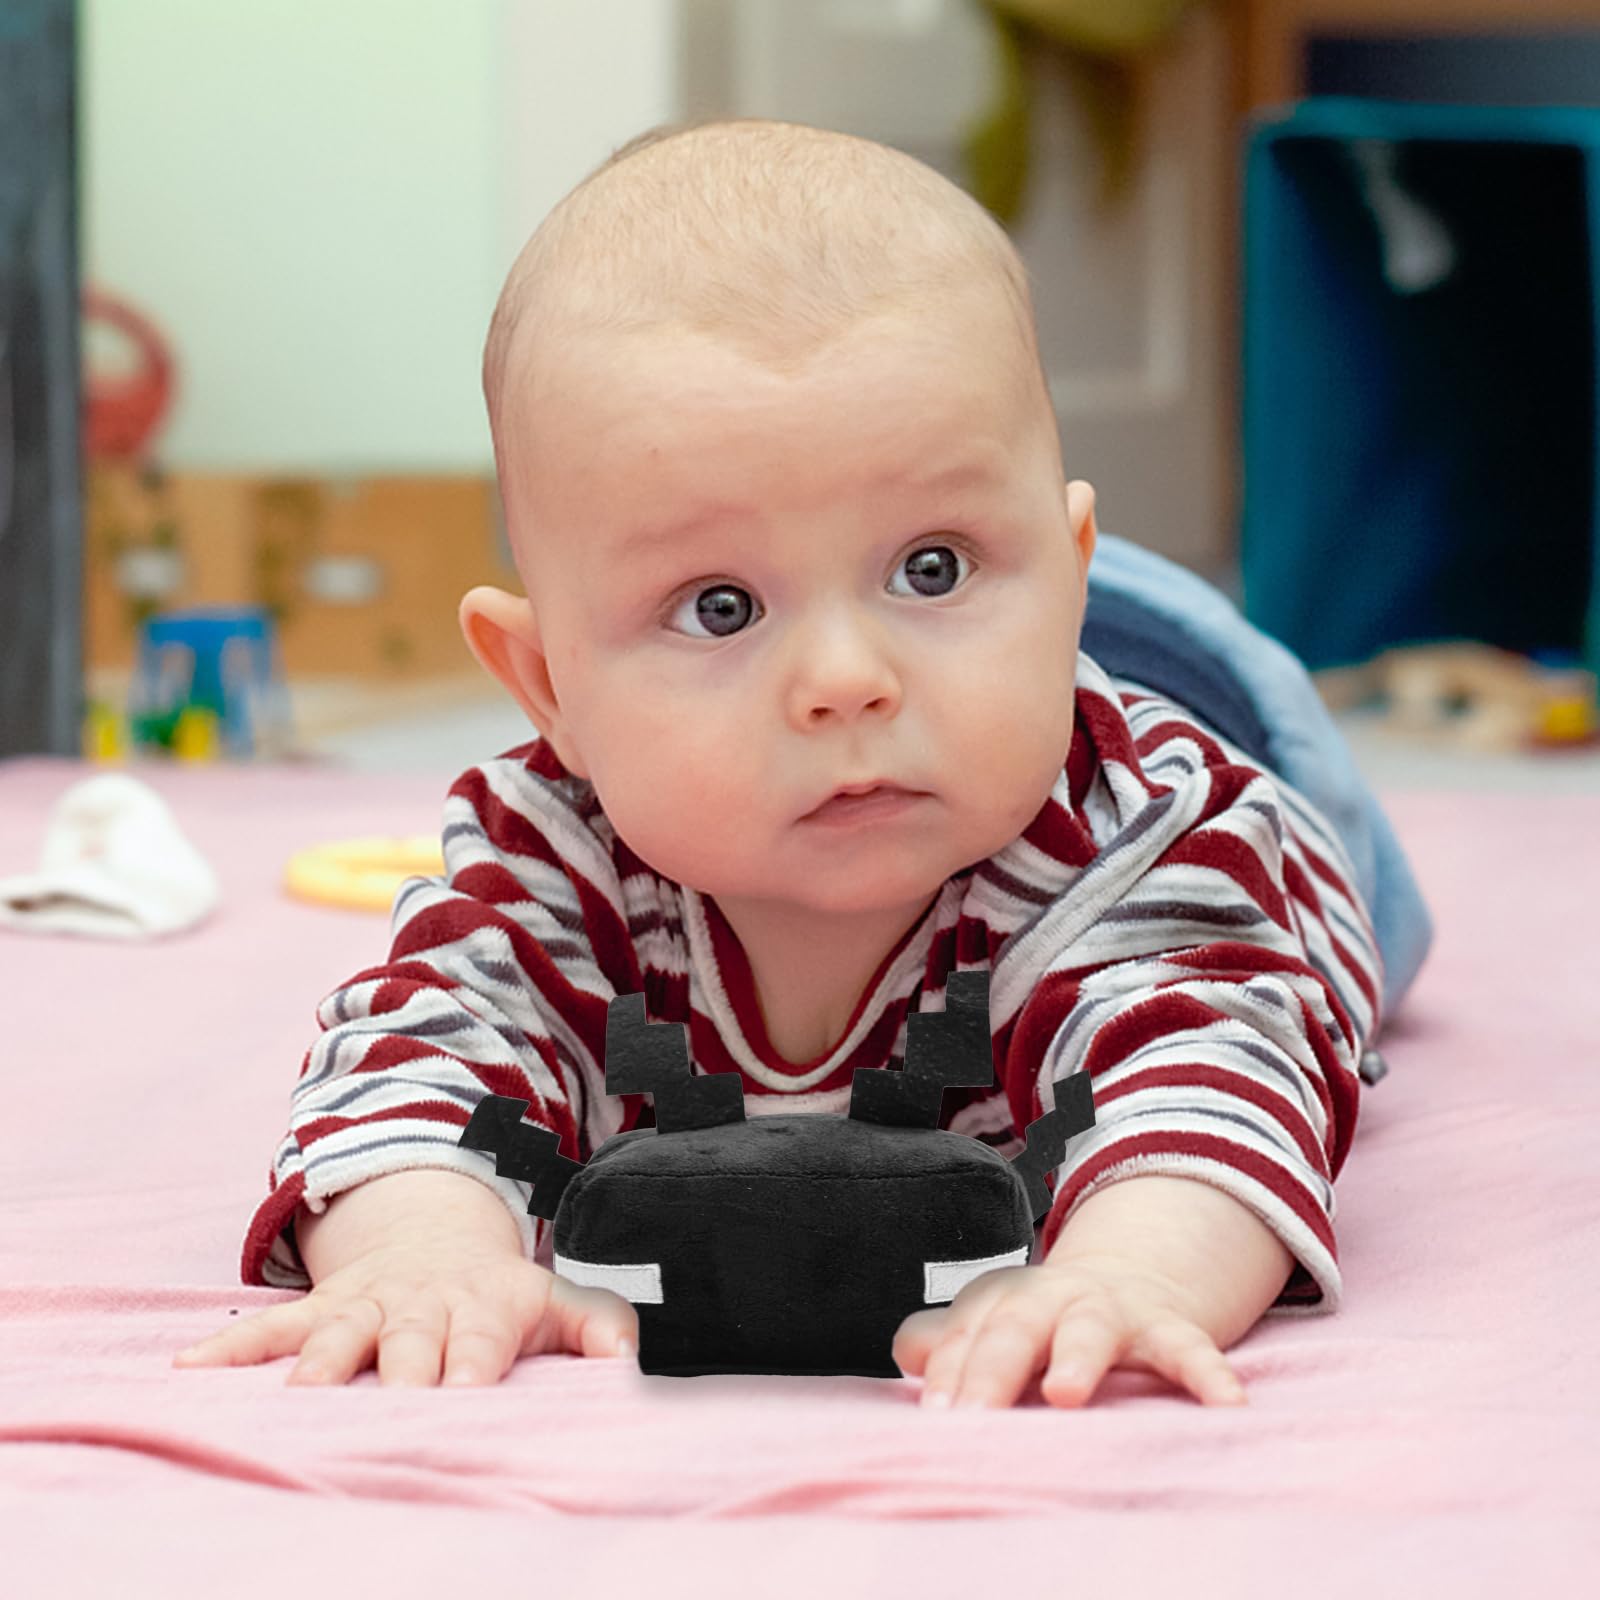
[1066,479,1098,574]
[458,586,588,776]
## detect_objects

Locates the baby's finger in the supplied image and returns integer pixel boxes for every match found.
[890,1306,950,1378]
[547,1276,639,1360]
[173,1300,314,1370]
[1039,1299,1131,1409]
[911,1275,1020,1405]
[1129,1317,1247,1407]
[441,1298,520,1386]
[917,1324,978,1409]
[288,1296,386,1386]
[373,1295,452,1386]
[944,1305,1054,1409]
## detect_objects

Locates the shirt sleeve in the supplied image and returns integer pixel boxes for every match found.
[1003,752,1383,1317]
[241,756,645,1288]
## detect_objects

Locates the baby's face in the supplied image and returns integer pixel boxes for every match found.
[510,287,1092,924]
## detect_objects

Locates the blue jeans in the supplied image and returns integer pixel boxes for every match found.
[1082,531,1435,1052]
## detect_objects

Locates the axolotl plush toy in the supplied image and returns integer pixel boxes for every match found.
[457,970,1096,1377]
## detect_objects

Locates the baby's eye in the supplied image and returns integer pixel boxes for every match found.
[664,542,974,641]
[891,544,970,601]
[670,582,757,641]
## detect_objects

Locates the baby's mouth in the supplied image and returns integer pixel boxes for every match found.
[801,784,925,824]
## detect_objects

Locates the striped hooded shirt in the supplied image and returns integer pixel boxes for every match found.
[242,649,1382,1314]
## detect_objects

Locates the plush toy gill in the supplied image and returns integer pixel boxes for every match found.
[457,971,1097,1378]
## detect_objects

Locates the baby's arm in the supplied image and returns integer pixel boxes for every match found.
[208,755,652,1384]
[1043,1172,1295,1348]
[178,1168,638,1385]
[895,741,1381,1408]
[892,1174,1291,1410]
[295,1168,521,1278]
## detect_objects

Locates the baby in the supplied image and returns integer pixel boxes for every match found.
[177,118,1387,1409]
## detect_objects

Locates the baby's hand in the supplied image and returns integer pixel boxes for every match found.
[892,1257,1249,1411]
[174,1237,638,1387]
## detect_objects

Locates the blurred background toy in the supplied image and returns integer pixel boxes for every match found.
[1315,641,1600,754]
[127,605,293,762]
[283,834,446,910]
[83,285,174,462]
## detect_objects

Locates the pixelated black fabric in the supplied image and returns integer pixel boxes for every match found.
[556,1114,1034,1378]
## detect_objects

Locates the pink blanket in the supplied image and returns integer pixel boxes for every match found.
[2,755,1595,1592]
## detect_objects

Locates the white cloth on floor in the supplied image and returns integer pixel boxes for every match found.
[0,772,220,939]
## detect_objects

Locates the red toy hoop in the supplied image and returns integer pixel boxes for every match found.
[83,285,175,462]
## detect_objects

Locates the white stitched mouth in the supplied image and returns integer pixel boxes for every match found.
[554,1255,664,1303]
[924,1246,1028,1303]
[554,1245,1029,1306]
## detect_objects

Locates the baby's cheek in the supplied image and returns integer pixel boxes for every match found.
[980,711,1072,837]
[600,753,748,884]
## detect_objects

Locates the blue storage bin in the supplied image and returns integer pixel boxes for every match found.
[1240,98,1600,678]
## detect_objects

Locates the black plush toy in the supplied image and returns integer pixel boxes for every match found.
[457,970,1096,1378]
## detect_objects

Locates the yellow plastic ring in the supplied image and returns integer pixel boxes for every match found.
[284,835,446,911]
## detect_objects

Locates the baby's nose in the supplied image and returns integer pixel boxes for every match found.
[795,642,902,720]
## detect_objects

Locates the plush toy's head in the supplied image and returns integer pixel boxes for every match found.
[459,971,1095,1377]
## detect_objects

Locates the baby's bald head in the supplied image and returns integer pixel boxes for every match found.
[482,119,1053,589]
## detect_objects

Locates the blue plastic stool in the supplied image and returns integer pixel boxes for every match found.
[131,605,290,758]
